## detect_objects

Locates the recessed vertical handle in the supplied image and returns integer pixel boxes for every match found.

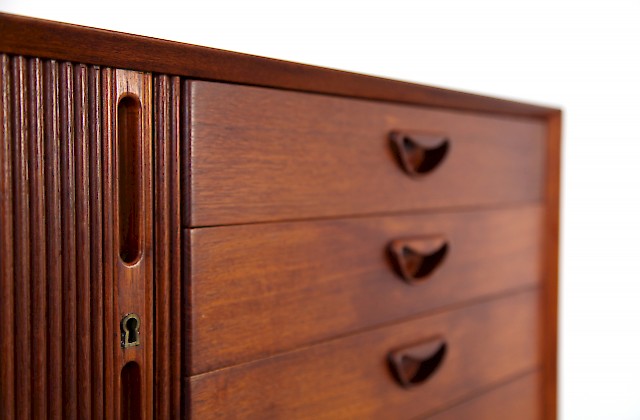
[117,94,142,264]
[388,337,447,388]
[388,236,449,285]
[121,361,142,420]
[390,131,449,177]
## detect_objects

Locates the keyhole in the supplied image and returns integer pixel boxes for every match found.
[120,313,141,348]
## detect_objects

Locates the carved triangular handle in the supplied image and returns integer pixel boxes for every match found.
[388,236,449,285]
[390,131,449,177]
[388,337,447,388]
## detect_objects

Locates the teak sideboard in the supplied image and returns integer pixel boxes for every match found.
[0,12,561,420]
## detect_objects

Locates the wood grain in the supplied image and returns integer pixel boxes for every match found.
[43,58,63,419]
[425,372,541,420]
[185,81,546,226]
[154,74,182,420]
[185,205,543,374]
[0,14,561,416]
[74,63,92,419]
[27,57,47,420]
[0,55,181,419]
[11,55,32,420]
[102,66,116,419]
[60,61,78,418]
[0,56,108,419]
[0,53,15,419]
[108,69,155,419]
[0,12,557,119]
[88,64,104,420]
[185,291,541,419]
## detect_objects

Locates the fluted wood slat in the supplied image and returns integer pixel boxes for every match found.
[1,58,107,419]
[154,74,181,420]
[11,55,31,420]
[0,53,15,420]
[44,59,63,419]
[74,63,92,420]
[101,67,115,420]
[154,75,171,420]
[88,64,104,420]
[0,54,181,419]
[60,61,79,419]
[27,56,47,420]
[168,76,182,420]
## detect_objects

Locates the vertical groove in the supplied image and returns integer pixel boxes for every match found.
[169,76,182,420]
[0,53,15,420]
[102,67,115,419]
[180,78,191,413]
[154,75,182,419]
[28,57,47,419]
[75,64,92,419]
[60,61,78,419]
[11,55,32,420]
[89,65,105,420]
[44,59,63,419]
[154,74,171,420]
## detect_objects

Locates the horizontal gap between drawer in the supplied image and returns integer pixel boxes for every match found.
[184,199,544,229]
[185,284,541,380]
[412,366,542,420]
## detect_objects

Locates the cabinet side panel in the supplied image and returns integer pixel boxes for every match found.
[543,111,561,420]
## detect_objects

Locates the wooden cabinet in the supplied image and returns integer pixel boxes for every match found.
[0,12,560,419]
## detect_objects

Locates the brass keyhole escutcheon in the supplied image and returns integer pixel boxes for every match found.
[120,313,141,348]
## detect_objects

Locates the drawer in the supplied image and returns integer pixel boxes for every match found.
[426,372,541,420]
[184,81,547,226]
[185,205,543,374]
[185,291,541,419]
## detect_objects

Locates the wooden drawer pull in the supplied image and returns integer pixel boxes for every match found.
[388,337,447,388]
[390,131,450,176]
[388,236,449,284]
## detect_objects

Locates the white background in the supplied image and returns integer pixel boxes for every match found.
[2,1,640,418]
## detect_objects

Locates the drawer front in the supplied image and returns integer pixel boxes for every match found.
[426,372,541,420]
[185,205,542,375]
[185,81,546,226]
[185,291,541,419]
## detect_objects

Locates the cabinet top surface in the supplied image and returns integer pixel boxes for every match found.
[0,12,558,118]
